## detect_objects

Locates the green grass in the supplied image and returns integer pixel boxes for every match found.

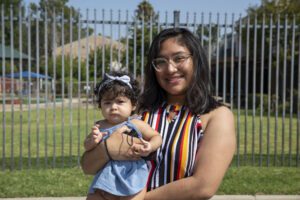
[0,105,300,197]
[218,166,300,195]
[1,106,299,169]
[0,166,299,197]
[233,109,300,167]
[1,105,99,170]
[0,167,92,197]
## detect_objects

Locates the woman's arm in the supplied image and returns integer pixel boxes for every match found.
[81,125,144,175]
[81,141,109,175]
[131,119,162,153]
[145,106,236,200]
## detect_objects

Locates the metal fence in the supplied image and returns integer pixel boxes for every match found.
[1,5,300,170]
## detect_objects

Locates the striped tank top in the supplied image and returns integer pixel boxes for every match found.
[142,103,203,191]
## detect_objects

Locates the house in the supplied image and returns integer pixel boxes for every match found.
[54,35,125,61]
[0,43,31,61]
[210,31,299,110]
[0,43,34,94]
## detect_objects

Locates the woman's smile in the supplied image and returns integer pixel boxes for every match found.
[165,75,183,84]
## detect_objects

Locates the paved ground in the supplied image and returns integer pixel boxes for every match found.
[0,196,300,200]
[0,99,85,112]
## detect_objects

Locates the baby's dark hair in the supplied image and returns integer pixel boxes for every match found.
[94,71,140,107]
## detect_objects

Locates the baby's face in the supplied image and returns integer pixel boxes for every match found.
[100,94,135,125]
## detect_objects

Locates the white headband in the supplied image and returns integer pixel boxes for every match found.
[97,73,132,97]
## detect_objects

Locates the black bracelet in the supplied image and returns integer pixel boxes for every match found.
[104,139,113,160]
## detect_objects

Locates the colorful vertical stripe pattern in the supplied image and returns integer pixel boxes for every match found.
[142,103,203,191]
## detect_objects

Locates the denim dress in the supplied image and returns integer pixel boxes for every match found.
[88,117,148,196]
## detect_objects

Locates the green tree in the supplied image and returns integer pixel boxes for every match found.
[26,0,93,83]
[125,0,159,77]
[247,0,300,15]
[196,24,219,55]
[241,0,300,113]
[135,0,159,22]
[0,0,25,49]
[88,45,122,78]
[245,1,300,75]
[48,55,86,95]
[244,0,300,58]
[0,0,26,75]
[28,0,91,58]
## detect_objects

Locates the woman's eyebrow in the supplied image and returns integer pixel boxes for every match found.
[158,51,190,58]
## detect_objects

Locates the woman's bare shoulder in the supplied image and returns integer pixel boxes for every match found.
[201,106,234,131]
[212,106,233,117]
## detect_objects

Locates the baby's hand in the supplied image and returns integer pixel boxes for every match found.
[130,139,152,157]
[84,125,107,151]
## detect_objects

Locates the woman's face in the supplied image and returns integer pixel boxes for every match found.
[154,37,194,104]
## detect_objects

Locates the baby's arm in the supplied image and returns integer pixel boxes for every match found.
[130,119,162,157]
[84,124,107,152]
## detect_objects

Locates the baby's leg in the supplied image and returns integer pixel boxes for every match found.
[86,189,120,200]
[121,188,146,200]
[86,192,103,200]
[87,188,146,200]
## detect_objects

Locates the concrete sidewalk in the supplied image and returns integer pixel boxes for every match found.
[0,196,299,200]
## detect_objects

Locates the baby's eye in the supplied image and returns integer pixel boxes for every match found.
[117,100,125,104]
[103,101,111,105]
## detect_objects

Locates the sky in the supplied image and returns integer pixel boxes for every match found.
[24,0,262,16]
[23,0,263,38]
[66,0,261,14]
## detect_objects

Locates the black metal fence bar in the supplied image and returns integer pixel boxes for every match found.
[274,14,280,166]
[297,35,300,167]
[244,15,250,164]
[1,5,5,171]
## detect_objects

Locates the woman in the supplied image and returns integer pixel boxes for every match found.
[81,28,236,200]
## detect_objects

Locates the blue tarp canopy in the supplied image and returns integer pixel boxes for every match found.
[3,71,52,79]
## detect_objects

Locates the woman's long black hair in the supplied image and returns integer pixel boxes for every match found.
[139,28,221,115]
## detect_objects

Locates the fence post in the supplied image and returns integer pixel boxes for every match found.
[173,10,180,28]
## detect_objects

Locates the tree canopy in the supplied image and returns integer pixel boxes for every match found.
[247,0,300,15]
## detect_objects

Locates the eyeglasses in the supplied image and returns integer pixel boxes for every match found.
[152,54,192,72]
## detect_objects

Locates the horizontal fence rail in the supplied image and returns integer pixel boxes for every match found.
[0,5,300,170]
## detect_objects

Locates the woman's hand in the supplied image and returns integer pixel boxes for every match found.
[105,125,144,160]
